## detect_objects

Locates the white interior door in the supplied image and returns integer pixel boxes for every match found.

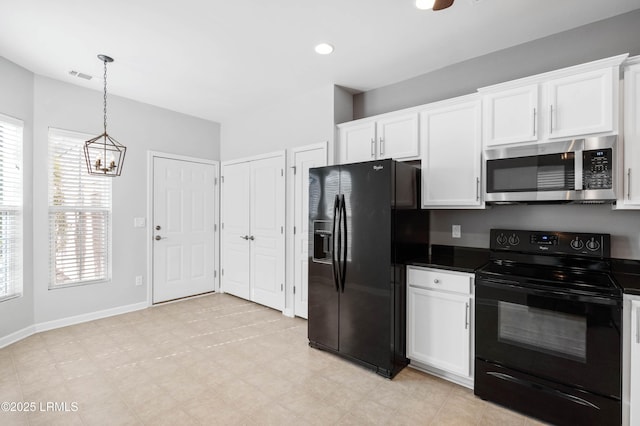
[153,157,216,303]
[292,144,327,318]
[220,162,251,300]
[250,155,285,310]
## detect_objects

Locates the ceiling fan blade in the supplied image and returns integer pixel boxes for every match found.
[433,0,454,10]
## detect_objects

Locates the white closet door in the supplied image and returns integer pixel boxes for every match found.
[221,162,251,300]
[153,157,216,303]
[250,155,285,310]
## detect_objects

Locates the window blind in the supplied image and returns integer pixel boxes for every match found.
[48,128,111,288]
[0,114,23,302]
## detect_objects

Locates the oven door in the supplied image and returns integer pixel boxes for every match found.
[475,276,621,398]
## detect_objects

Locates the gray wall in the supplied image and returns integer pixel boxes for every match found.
[0,55,220,341]
[354,9,640,119]
[431,205,640,260]
[0,57,34,339]
[221,84,335,161]
[32,75,220,324]
[353,9,640,259]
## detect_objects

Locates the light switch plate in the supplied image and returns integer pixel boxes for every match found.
[452,225,461,238]
[134,217,146,228]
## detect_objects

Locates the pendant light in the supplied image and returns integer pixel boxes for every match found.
[84,54,126,176]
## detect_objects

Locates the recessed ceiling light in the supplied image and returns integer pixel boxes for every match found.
[415,0,436,10]
[315,43,334,55]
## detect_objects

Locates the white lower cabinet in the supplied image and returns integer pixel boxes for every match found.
[407,266,474,388]
[624,295,640,425]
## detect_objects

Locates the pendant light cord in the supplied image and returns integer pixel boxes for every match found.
[103,59,108,134]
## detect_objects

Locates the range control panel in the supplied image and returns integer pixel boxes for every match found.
[490,229,611,258]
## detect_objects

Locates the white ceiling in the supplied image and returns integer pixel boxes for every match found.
[1,0,640,123]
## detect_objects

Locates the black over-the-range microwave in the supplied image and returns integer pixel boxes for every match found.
[484,135,617,203]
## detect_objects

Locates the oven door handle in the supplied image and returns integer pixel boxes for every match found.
[477,278,621,306]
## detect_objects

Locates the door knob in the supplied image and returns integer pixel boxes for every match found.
[155,225,161,231]
[240,235,249,240]
[249,235,255,241]
[155,235,163,241]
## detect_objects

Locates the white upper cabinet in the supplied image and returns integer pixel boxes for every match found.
[376,113,419,160]
[544,67,614,139]
[619,56,640,208]
[337,111,419,164]
[480,54,627,149]
[338,121,376,164]
[421,95,483,209]
[483,84,539,146]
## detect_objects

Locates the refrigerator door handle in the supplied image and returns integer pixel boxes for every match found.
[336,194,343,292]
[332,194,340,292]
[340,194,347,292]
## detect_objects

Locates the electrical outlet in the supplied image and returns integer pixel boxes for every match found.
[135,276,143,286]
[452,225,461,238]
[134,217,146,228]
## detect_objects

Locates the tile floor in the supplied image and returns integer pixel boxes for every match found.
[0,293,547,425]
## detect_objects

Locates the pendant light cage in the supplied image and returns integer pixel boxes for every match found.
[84,132,126,176]
[84,54,127,176]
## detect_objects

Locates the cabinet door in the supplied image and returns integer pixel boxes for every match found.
[221,162,251,300]
[376,113,419,160]
[483,84,538,147]
[338,121,376,164]
[623,62,640,206]
[407,286,471,377]
[631,300,640,426]
[545,68,614,139]
[421,100,483,208]
[250,155,285,311]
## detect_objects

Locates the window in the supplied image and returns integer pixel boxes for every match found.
[48,128,111,288]
[0,114,23,302]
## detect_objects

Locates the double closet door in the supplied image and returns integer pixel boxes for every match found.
[221,153,285,311]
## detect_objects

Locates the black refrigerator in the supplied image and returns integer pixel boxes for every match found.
[307,159,429,378]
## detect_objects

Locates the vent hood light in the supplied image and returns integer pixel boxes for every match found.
[315,43,334,55]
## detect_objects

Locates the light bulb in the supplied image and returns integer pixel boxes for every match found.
[415,0,436,10]
[314,43,334,55]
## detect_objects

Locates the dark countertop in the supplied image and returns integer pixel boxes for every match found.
[612,258,640,296]
[408,245,640,295]
[409,245,490,273]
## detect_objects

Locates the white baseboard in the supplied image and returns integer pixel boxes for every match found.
[282,308,294,318]
[0,302,148,349]
[408,360,474,390]
[34,302,148,333]
[0,325,37,349]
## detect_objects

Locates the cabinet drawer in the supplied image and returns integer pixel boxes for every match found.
[408,267,472,295]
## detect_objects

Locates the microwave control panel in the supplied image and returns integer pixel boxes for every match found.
[582,149,612,190]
